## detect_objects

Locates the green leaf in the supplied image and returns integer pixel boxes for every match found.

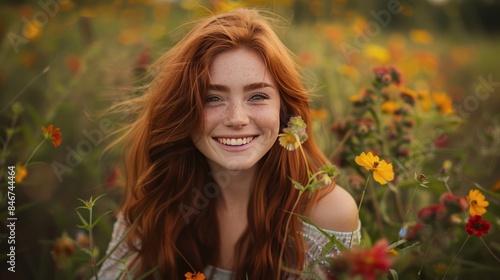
[81,247,93,257]
[389,269,399,280]
[387,239,407,250]
[97,213,142,266]
[77,224,90,230]
[293,213,347,252]
[289,177,305,192]
[76,210,89,228]
[399,241,421,252]
[91,211,113,227]
[92,193,107,203]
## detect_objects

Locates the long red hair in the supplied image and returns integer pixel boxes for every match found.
[117,8,333,279]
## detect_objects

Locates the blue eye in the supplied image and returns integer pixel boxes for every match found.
[206,95,223,103]
[250,93,269,101]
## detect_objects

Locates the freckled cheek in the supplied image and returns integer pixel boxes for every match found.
[254,113,280,135]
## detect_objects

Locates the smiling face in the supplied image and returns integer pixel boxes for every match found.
[192,48,281,174]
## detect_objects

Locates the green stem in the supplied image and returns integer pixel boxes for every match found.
[480,237,500,263]
[328,129,353,160]
[349,174,371,248]
[89,206,98,280]
[0,115,18,163]
[24,138,47,167]
[442,235,470,280]
[277,190,304,280]
[298,144,309,174]
[417,235,436,279]
[442,177,452,193]
[368,180,384,234]
[397,184,419,243]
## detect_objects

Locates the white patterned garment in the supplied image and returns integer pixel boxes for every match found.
[97,216,361,280]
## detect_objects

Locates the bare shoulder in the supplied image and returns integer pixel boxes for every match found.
[307,185,359,232]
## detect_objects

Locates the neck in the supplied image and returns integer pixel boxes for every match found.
[209,164,256,212]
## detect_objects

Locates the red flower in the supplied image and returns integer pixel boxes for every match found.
[373,66,403,86]
[136,46,151,70]
[465,215,490,237]
[104,166,121,190]
[440,192,468,214]
[433,133,449,148]
[65,55,82,74]
[346,239,392,280]
[42,125,62,147]
[406,223,425,242]
[417,204,446,223]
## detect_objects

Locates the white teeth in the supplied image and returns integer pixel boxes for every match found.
[217,137,254,146]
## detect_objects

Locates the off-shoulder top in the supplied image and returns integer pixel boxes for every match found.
[97,215,361,280]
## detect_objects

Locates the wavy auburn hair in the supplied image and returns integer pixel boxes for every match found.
[118,8,333,279]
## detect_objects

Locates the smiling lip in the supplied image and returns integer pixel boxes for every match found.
[215,136,255,146]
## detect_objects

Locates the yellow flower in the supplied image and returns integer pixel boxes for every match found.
[432,92,455,115]
[381,101,399,114]
[355,152,394,185]
[467,189,489,216]
[417,90,432,112]
[350,95,361,103]
[442,160,452,171]
[279,133,300,151]
[15,164,28,183]
[363,44,390,63]
[278,116,308,151]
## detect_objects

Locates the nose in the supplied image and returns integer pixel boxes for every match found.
[223,102,249,128]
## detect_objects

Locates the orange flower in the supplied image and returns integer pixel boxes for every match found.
[310,108,328,121]
[15,164,28,183]
[185,272,206,280]
[51,233,75,269]
[410,29,433,45]
[42,125,62,147]
[432,92,454,115]
[491,179,500,192]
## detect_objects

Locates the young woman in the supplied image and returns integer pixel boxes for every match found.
[98,8,360,280]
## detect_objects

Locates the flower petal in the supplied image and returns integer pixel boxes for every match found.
[373,171,388,185]
[355,152,373,170]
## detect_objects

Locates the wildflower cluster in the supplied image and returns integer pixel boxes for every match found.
[325,67,499,279]
[404,192,468,242]
[331,66,456,185]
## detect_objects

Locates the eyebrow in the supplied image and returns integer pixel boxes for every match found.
[207,82,275,92]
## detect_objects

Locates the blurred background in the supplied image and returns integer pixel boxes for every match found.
[1,0,500,279]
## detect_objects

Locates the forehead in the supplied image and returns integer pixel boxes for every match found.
[209,48,275,86]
